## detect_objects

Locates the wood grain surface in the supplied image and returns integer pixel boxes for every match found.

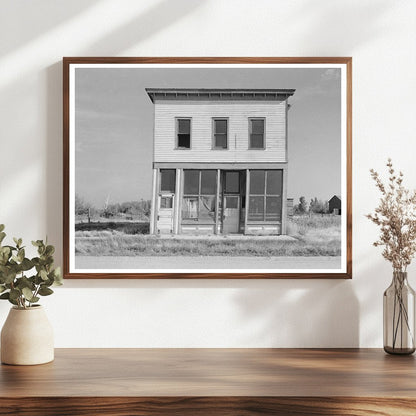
[1,349,415,415]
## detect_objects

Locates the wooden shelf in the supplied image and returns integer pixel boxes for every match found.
[1,348,415,415]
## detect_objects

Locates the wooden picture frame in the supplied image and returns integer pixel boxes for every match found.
[63,57,352,279]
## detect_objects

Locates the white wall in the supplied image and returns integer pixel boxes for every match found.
[1,0,415,347]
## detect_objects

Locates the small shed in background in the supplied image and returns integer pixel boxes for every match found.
[328,195,341,215]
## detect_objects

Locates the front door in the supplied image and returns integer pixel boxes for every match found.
[223,195,240,234]
[157,194,174,234]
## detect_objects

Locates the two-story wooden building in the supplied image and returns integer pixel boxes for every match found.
[146,88,295,236]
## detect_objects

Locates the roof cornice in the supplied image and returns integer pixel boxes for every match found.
[146,88,296,102]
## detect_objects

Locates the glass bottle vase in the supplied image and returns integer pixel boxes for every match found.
[383,271,416,355]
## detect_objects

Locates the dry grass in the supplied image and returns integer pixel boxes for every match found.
[287,214,341,253]
[75,215,341,257]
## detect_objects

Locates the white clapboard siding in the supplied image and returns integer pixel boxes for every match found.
[153,101,286,163]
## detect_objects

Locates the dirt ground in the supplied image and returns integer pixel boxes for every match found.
[75,255,341,271]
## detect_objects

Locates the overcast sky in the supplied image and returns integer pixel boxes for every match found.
[75,66,341,208]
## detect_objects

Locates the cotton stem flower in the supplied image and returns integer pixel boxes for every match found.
[366,159,416,272]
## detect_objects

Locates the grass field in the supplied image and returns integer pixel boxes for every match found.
[75,214,341,257]
[75,221,149,234]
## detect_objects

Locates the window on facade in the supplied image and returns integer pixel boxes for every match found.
[160,169,176,193]
[213,118,228,149]
[160,196,173,209]
[177,118,191,149]
[225,195,239,209]
[249,118,265,149]
[248,170,282,221]
[182,170,217,221]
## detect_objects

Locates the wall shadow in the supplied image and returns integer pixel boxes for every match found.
[232,279,359,347]
[81,0,205,56]
[46,62,63,264]
[287,0,392,52]
[0,0,101,57]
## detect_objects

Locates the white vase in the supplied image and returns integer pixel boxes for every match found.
[1,305,54,365]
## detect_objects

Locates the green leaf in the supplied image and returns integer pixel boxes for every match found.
[0,286,7,294]
[13,237,22,248]
[22,287,35,301]
[38,287,53,296]
[2,271,16,285]
[8,297,18,306]
[17,248,25,263]
[0,291,17,306]
[4,245,17,251]
[17,276,35,290]
[0,232,6,244]
[0,247,11,266]
[42,256,54,266]
[0,246,10,255]
[39,269,48,281]
[0,224,5,232]
[21,287,33,298]
[45,245,55,256]
[34,274,43,285]
[32,240,43,247]
[52,267,63,285]
[9,288,21,301]
[20,258,33,271]
[42,275,54,287]
[52,266,61,277]
[0,255,7,266]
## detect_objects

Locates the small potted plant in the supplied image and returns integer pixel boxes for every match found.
[367,160,416,355]
[0,224,62,365]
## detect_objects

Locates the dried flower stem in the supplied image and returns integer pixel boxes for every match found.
[366,159,416,272]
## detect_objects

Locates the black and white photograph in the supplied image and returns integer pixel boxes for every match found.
[64,59,351,278]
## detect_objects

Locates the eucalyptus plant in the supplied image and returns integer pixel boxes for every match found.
[0,224,62,309]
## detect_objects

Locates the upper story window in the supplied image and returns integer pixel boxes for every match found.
[249,118,265,149]
[213,118,228,149]
[176,118,191,149]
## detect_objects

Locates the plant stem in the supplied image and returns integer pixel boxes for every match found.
[391,274,414,350]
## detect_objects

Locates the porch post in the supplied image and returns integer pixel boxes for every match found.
[215,169,221,234]
[281,165,288,235]
[244,169,250,235]
[150,168,158,235]
[173,168,181,234]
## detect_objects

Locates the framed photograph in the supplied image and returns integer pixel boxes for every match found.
[63,57,352,279]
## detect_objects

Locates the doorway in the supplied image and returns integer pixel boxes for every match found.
[157,194,174,234]
[221,171,245,234]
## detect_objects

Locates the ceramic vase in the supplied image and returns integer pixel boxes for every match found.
[1,305,54,365]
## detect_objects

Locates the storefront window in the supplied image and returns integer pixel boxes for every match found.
[182,196,198,219]
[248,170,282,221]
[183,170,217,221]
